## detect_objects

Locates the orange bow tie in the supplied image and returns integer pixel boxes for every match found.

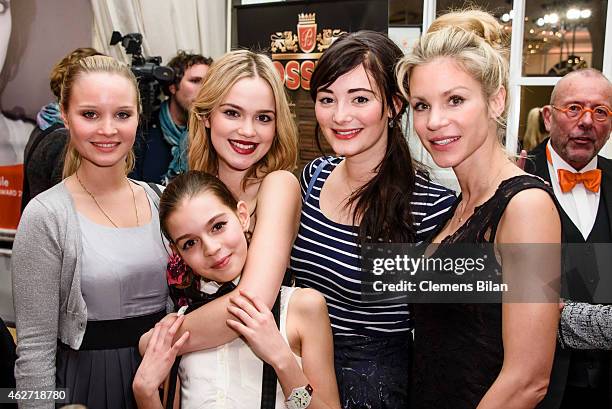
[557,168,602,193]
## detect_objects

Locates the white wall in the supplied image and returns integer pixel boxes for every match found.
[0,0,93,120]
[0,0,93,325]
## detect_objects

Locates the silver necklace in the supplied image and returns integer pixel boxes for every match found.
[76,172,139,228]
[456,201,468,223]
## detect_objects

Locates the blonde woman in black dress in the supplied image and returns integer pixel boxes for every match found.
[397,9,561,409]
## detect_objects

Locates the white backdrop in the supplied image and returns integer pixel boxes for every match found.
[91,0,227,65]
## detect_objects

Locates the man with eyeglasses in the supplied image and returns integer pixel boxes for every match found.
[526,68,612,409]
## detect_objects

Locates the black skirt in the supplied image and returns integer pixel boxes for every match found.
[56,342,141,409]
[55,310,165,409]
[334,332,413,409]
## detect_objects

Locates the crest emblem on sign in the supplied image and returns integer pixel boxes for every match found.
[269,13,346,90]
[270,13,345,57]
[297,13,317,53]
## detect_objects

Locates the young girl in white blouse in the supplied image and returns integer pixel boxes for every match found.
[133,171,340,409]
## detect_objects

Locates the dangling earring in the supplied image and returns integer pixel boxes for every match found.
[388,118,394,128]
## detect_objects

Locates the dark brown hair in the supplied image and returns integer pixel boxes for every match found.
[159,171,238,243]
[310,30,417,243]
[162,51,213,96]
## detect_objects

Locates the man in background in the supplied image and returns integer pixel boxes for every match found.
[131,51,212,184]
[526,68,612,409]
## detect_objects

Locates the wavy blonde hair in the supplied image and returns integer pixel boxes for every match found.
[396,9,510,140]
[523,107,548,151]
[188,50,298,186]
[60,55,141,178]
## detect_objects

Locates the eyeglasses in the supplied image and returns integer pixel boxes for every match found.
[552,104,612,122]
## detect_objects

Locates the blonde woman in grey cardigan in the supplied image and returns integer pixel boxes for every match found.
[12,55,168,409]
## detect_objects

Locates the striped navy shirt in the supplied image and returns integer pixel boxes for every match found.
[290,157,456,336]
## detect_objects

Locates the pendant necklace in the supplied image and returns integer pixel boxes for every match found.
[454,160,513,225]
[76,172,139,228]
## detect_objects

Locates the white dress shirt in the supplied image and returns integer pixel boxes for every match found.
[179,286,301,409]
[546,140,600,240]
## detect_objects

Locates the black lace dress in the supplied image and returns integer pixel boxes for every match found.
[412,175,556,409]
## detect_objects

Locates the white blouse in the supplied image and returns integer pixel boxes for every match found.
[179,286,301,409]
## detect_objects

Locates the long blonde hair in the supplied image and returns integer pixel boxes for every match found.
[60,55,140,178]
[396,9,510,140]
[522,107,547,151]
[188,50,298,186]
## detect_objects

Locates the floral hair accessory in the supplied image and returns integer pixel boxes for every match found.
[166,252,193,288]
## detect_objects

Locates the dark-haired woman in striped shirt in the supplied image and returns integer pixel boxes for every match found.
[289,31,456,409]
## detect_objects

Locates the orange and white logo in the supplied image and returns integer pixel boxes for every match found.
[270,13,346,91]
[270,13,345,59]
[297,13,317,53]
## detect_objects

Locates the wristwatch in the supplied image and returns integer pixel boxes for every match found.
[285,384,313,409]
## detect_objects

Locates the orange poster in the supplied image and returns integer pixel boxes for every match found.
[0,164,23,229]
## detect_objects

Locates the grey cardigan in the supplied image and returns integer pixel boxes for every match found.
[559,302,612,350]
[11,180,163,408]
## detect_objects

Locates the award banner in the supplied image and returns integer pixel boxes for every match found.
[0,164,23,229]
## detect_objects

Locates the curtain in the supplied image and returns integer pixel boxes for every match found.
[90,0,226,65]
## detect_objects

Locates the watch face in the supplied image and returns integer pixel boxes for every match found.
[287,385,313,409]
[296,390,309,404]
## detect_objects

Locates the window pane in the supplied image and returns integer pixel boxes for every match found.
[436,0,511,17]
[436,0,514,53]
[519,86,553,152]
[523,0,607,76]
[389,0,422,25]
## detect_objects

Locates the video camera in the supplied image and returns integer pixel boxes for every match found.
[110,31,174,122]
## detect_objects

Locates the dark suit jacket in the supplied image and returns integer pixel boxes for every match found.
[21,123,68,212]
[130,109,173,184]
[526,138,612,409]
[0,316,17,408]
